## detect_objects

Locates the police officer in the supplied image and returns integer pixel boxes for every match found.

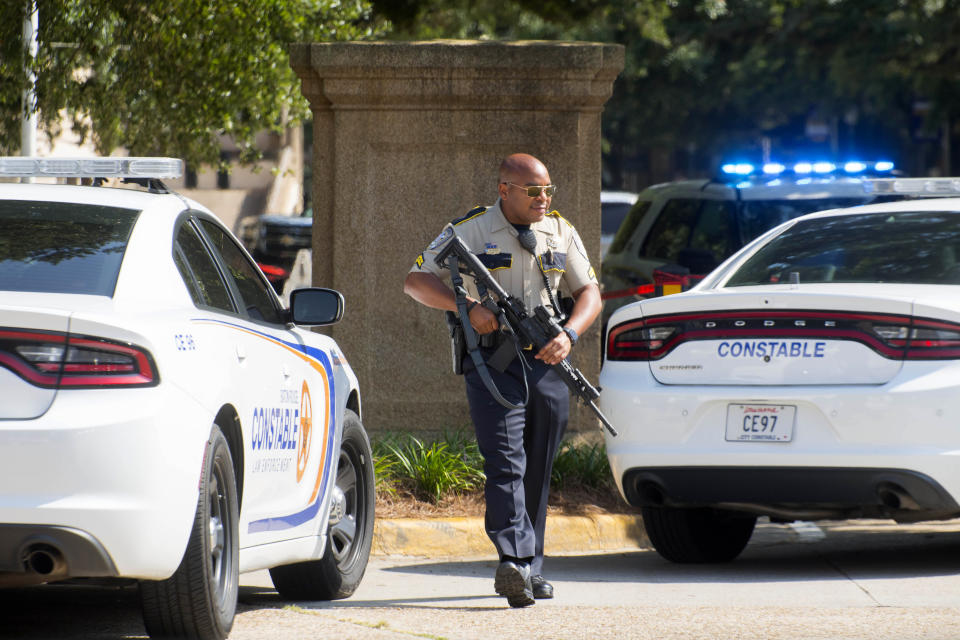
[403,153,601,608]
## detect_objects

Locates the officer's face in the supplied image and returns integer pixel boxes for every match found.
[499,165,553,225]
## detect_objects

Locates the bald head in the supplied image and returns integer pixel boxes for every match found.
[499,153,548,184]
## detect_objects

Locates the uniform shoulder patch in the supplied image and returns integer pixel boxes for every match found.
[451,206,487,226]
[547,209,573,227]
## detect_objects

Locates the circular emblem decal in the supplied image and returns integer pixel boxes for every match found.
[296,380,312,482]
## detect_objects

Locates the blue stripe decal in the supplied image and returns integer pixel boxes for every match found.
[248,345,337,533]
[190,318,339,534]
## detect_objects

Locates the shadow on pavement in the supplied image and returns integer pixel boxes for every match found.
[0,582,146,640]
[373,522,960,586]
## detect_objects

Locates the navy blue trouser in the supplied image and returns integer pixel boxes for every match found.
[463,348,568,575]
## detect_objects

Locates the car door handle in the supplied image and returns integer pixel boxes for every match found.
[236,344,246,362]
[281,365,291,378]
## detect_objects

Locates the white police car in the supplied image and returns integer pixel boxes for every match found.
[600,160,899,325]
[0,158,373,639]
[600,177,960,564]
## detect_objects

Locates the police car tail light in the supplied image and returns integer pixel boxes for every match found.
[871,324,910,344]
[901,319,960,359]
[0,329,157,388]
[607,319,678,361]
[606,311,960,362]
[600,283,657,301]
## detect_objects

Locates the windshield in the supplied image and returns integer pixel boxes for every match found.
[726,211,960,287]
[738,197,866,241]
[0,200,140,296]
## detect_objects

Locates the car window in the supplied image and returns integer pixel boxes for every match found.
[601,201,634,236]
[726,211,960,286]
[640,199,701,261]
[0,199,138,296]
[174,221,235,312]
[608,201,651,255]
[198,219,285,324]
[738,198,865,243]
[686,200,737,272]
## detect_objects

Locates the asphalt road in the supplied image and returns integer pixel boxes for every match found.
[4,519,960,640]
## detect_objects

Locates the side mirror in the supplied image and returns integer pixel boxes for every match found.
[289,288,344,326]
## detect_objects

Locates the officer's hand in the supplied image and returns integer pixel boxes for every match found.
[536,331,571,365]
[469,304,499,335]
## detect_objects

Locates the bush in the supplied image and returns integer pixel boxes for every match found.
[372,431,615,504]
[550,441,612,490]
[372,431,485,503]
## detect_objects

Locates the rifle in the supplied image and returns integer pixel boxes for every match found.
[436,234,617,437]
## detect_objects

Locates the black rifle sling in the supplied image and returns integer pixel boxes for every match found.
[447,253,526,411]
[536,256,564,320]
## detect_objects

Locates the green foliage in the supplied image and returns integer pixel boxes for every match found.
[7,0,956,184]
[550,441,613,491]
[368,0,606,40]
[372,431,616,504]
[372,431,485,503]
[372,0,960,180]
[0,0,386,167]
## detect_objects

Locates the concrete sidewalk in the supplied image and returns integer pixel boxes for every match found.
[372,513,650,557]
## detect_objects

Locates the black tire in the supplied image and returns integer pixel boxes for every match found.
[140,425,239,640]
[270,409,374,600]
[641,506,756,564]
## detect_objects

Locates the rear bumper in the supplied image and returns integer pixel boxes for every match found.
[0,385,210,579]
[623,466,960,521]
[599,360,960,521]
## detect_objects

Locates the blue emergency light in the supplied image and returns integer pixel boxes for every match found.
[720,159,895,179]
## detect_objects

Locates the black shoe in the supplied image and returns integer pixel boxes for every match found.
[531,574,554,599]
[494,561,535,608]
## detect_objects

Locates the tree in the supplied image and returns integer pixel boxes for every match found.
[372,0,960,181]
[0,0,386,167]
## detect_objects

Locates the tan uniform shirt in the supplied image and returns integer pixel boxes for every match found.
[410,199,597,314]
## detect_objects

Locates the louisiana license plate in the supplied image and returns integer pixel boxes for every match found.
[725,404,796,442]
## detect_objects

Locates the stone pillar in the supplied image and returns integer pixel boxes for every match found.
[290,41,624,434]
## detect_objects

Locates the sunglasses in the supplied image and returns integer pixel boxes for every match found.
[504,182,557,198]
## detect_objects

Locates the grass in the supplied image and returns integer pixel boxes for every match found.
[372,430,616,505]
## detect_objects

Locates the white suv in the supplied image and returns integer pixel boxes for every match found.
[601,164,900,325]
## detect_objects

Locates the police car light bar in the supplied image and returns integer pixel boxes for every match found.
[721,160,894,179]
[0,157,183,179]
[866,178,960,196]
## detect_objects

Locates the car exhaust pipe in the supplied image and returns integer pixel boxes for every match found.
[877,482,921,511]
[22,543,66,578]
[639,481,667,506]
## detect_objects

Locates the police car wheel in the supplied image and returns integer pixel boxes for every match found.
[641,506,756,564]
[270,410,374,600]
[140,424,240,640]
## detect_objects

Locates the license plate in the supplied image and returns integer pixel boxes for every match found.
[725,404,795,442]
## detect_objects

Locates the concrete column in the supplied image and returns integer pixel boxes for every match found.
[290,40,624,433]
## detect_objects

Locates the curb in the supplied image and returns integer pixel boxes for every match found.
[372,513,650,557]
